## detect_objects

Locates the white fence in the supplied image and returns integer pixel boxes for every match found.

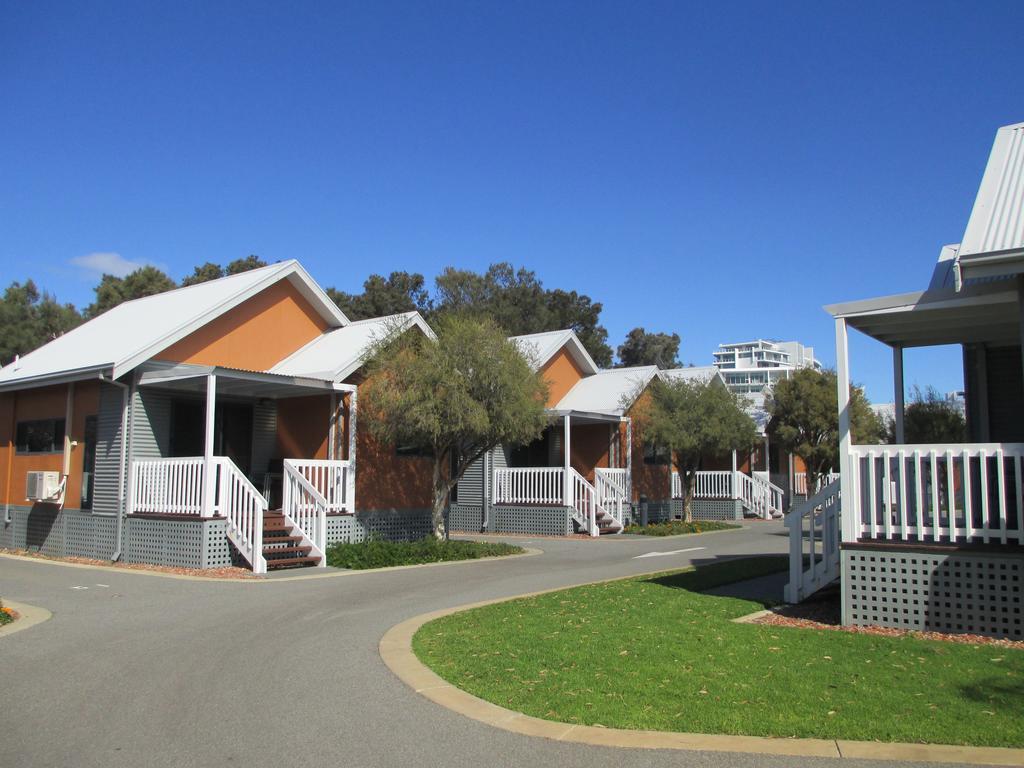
[794,471,841,497]
[594,468,627,530]
[216,458,268,574]
[785,478,841,603]
[285,458,351,514]
[570,468,598,536]
[492,467,564,505]
[847,443,1024,545]
[281,460,329,566]
[130,457,205,516]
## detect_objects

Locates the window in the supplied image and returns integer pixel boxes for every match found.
[15,418,65,453]
[643,442,670,465]
[396,443,433,458]
[81,416,97,510]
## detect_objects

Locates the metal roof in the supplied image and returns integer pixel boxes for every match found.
[659,366,726,387]
[958,122,1024,261]
[0,260,349,390]
[137,362,352,399]
[554,366,659,415]
[509,330,600,376]
[271,311,435,382]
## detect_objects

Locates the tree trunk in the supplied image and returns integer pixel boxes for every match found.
[431,458,449,540]
[682,473,695,523]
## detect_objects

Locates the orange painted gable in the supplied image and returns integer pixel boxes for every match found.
[540,346,586,407]
[156,280,330,371]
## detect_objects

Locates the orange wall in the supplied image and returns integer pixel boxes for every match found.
[275,395,331,460]
[0,381,100,510]
[540,347,585,407]
[355,429,433,511]
[157,280,329,371]
[624,392,671,501]
[570,424,612,482]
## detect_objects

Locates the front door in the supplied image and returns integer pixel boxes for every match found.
[169,398,254,477]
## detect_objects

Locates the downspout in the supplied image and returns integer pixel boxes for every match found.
[100,373,131,561]
[4,390,17,523]
[481,449,489,533]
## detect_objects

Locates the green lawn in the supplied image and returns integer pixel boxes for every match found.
[413,556,1024,747]
[325,537,523,569]
[623,520,740,536]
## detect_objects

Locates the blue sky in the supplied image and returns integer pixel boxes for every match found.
[2,1,1021,401]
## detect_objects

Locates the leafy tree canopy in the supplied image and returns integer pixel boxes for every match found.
[85,266,177,319]
[181,255,268,287]
[639,378,756,521]
[226,255,267,274]
[327,271,432,320]
[0,280,82,365]
[768,368,884,490]
[359,313,550,536]
[891,385,967,444]
[616,327,681,369]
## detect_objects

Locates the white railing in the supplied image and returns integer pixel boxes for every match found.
[735,472,784,519]
[214,457,268,575]
[282,461,328,567]
[285,458,351,513]
[130,457,205,515]
[570,468,599,537]
[594,468,627,530]
[493,467,564,505]
[785,478,841,603]
[794,471,841,497]
[695,471,734,499]
[847,443,1024,545]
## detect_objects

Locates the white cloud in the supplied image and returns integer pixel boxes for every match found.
[69,251,152,279]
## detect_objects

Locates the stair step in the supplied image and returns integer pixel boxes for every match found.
[266,555,321,570]
[263,534,304,545]
[263,545,313,557]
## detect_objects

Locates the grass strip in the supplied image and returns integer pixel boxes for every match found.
[325,537,523,570]
[413,555,1023,747]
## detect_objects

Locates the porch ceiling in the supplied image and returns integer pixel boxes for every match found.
[548,409,623,425]
[137,363,349,399]
[826,283,1021,348]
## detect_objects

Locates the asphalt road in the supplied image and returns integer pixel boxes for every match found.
[0,522,972,768]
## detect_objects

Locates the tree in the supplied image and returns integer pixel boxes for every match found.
[768,368,884,492]
[359,314,550,537]
[327,271,432,320]
[226,255,267,274]
[616,327,681,368]
[892,386,967,444]
[181,262,225,286]
[433,263,614,366]
[86,266,177,318]
[640,378,756,521]
[0,280,82,364]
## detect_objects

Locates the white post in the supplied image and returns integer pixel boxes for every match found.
[836,318,854,542]
[625,418,633,503]
[202,374,217,518]
[347,388,357,514]
[563,414,572,507]
[893,344,905,444]
[731,449,737,499]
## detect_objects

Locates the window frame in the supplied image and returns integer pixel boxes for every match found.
[14,418,66,455]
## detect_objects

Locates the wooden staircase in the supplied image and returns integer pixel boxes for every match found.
[595,506,623,535]
[262,511,322,570]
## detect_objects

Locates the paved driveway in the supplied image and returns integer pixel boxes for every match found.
[0,522,968,767]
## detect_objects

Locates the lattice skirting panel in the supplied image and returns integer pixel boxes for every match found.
[325,509,436,545]
[842,546,1024,640]
[448,503,486,532]
[491,505,571,536]
[632,500,673,525]
[691,499,743,521]
[1,506,231,568]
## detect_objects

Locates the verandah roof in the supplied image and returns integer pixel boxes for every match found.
[137,362,351,399]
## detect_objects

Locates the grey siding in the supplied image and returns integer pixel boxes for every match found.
[132,388,172,460]
[92,382,126,516]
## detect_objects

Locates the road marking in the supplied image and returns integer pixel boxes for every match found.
[71,585,89,590]
[633,546,705,559]
[95,584,110,588]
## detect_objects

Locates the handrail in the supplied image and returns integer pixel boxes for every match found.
[594,468,627,530]
[285,458,350,513]
[784,478,841,603]
[493,467,564,505]
[282,460,328,566]
[214,457,268,575]
[570,468,598,537]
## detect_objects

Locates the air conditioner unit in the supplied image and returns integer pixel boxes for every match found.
[26,471,63,502]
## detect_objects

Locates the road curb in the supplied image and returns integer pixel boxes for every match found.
[0,546,543,583]
[0,600,52,638]
[380,581,1024,765]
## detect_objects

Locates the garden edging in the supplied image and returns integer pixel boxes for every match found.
[0,600,52,638]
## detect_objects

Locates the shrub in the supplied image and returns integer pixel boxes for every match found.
[623,520,739,536]
[325,537,523,570]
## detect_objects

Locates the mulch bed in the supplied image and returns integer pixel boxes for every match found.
[0,548,256,579]
[753,589,1024,649]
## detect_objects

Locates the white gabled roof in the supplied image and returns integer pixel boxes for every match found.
[509,329,600,376]
[659,366,725,387]
[959,122,1024,261]
[272,311,435,381]
[554,366,659,415]
[0,260,349,390]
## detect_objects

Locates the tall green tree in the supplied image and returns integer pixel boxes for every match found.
[891,385,967,444]
[86,266,177,318]
[616,328,681,368]
[433,263,613,366]
[768,368,884,492]
[226,255,267,274]
[640,378,756,521]
[327,271,432,320]
[180,262,225,286]
[359,314,549,537]
[0,280,82,364]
